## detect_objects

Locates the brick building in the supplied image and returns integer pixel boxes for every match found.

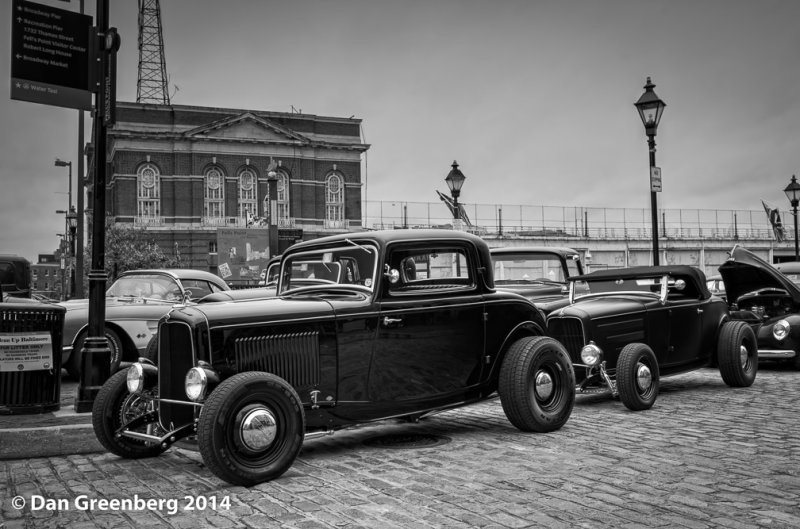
[96,102,370,276]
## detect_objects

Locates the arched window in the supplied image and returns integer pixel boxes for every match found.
[237,168,257,220]
[137,163,160,218]
[204,167,225,218]
[263,171,290,226]
[325,173,344,227]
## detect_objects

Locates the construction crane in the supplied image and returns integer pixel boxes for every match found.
[136,0,170,105]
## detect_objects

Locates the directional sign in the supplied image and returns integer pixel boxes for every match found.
[650,166,662,193]
[10,0,92,110]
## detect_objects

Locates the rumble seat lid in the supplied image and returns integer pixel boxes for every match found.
[718,245,800,304]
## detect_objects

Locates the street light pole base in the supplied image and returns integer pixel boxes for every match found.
[74,336,111,413]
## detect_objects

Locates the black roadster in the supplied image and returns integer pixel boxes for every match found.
[92,230,576,486]
[542,265,757,411]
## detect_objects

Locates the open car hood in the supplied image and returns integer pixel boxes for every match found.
[718,246,800,304]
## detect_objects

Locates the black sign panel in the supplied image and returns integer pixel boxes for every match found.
[10,0,92,110]
[279,229,304,241]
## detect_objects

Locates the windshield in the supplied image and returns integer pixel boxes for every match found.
[278,243,378,294]
[492,253,567,284]
[106,274,182,301]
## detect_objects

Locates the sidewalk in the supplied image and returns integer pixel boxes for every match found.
[0,375,102,460]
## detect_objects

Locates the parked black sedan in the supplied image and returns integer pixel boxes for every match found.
[721,246,800,368]
[544,265,757,410]
[92,230,576,486]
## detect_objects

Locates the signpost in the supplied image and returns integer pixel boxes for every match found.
[10,0,92,110]
[650,166,662,193]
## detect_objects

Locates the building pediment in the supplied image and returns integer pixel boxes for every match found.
[183,112,309,144]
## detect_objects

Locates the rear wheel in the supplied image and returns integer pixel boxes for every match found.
[718,320,757,387]
[66,329,123,379]
[499,336,575,432]
[91,369,166,459]
[197,372,305,486]
[617,343,660,411]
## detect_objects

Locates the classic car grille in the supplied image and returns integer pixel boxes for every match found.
[158,321,196,429]
[547,317,585,363]
[234,332,319,389]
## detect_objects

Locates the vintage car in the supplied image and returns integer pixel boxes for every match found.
[542,265,757,411]
[92,229,576,486]
[59,269,230,378]
[490,246,583,302]
[720,246,800,368]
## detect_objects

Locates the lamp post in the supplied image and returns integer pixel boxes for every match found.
[67,206,78,298]
[266,169,279,258]
[445,160,466,227]
[634,77,666,266]
[784,175,800,261]
[55,158,72,214]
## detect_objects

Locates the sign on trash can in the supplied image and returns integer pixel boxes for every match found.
[0,303,66,414]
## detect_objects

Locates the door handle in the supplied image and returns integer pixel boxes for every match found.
[697,308,703,314]
[382,316,403,326]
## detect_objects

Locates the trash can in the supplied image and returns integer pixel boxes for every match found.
[0,302,66,414]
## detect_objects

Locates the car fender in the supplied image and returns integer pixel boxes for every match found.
[488,319,547,381]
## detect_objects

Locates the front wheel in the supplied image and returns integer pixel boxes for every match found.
[498,336,575,432]
[617,343,660,411]
[91,369,166,458]
[717,320,757,387]
[197,372,305,486]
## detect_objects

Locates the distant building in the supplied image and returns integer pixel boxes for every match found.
[31,254,61,300]
[88,102,370,278]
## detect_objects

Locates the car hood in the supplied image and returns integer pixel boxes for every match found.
[718,246,800,304]
[58,296,176,312]
[173,294,337,328]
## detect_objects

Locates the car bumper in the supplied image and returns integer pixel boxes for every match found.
[757,349,798,360]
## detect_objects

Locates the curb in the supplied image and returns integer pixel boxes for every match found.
[0,380,105,460]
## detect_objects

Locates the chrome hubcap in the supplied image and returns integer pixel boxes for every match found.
[739,345,749,368]
[635,363,652,391]
[239,407,277,451]
[534,370,554,401]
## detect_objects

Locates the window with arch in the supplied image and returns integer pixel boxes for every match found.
[137,163,160,218]
[237,168,257,219]
[263,171,290,226]
[204,167,225,218]
[326,173,345,225]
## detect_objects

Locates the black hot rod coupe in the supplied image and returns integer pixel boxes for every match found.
[539,265,757,411]
[92,230,576,486]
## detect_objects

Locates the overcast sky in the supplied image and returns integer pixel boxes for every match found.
[2,0,799,261]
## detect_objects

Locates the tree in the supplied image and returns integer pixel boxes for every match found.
[81,220,182,292]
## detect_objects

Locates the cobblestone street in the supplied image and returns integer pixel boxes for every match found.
[1,365,799,528]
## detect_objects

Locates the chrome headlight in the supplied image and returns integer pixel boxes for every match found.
[580,342,603,366]
[127,363,145,394]
[185,367,208,402]
[773,319,791,341]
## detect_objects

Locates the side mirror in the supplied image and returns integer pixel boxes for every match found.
[674,279,686,291]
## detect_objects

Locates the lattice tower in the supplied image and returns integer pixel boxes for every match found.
[136,0,170,105]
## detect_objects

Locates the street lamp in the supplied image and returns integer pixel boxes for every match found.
[784,175,800,261]
[445,160,466,223]
[634,77,666,266]
[55,158,72,213]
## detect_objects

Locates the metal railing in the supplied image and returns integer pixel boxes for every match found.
[363,201,779,241]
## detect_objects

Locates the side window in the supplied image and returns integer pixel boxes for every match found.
[387,247,473,294]
[566,258,582,278]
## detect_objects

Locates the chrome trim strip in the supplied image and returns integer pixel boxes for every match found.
[757,349,797,359]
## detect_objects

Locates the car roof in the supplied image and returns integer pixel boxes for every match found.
[489,246,581,258]
[571,265,712,299]
[287,229,487,252]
